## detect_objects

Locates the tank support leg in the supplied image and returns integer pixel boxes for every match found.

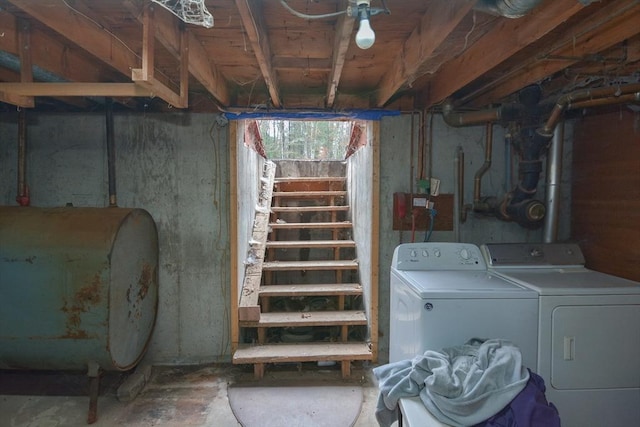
[87,361,101,424]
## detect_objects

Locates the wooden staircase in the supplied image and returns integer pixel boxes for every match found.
[233,172,372,378]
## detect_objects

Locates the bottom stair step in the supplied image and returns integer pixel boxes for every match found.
[233,342,372,364]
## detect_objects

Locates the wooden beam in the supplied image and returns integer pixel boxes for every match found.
[326,7,355,108]
[470,0,640,106]
[0,82,153,97]
[234,0,281,108]
[273,57,332,71]
[6,0,141,77]
[376,0,475,107]
[14,18,34,108]
[425,0,587,107]
[130,4,188,108]
[123,0,229,106]
[0,10,110,83]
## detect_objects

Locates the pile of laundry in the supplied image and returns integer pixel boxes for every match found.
[374,338,560,427]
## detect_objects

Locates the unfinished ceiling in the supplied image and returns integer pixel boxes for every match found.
[0,0,638,113]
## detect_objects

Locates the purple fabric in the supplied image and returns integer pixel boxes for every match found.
[473,370,561,427]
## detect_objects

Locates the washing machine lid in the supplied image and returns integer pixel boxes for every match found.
[493,267,640,296]
[392,269,538,299]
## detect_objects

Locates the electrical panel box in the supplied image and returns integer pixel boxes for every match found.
[392,192,454,231]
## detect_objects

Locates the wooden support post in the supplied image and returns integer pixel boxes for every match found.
[131,3,188,108]
[341,360,351,378]
[254,363,265,379]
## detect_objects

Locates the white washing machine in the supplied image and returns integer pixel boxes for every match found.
[389,242,539,371]
[482,243,640,427]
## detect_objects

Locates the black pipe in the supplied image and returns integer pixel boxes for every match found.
[106,98,117,207]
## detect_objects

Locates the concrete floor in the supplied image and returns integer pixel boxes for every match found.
[0,362,386,427]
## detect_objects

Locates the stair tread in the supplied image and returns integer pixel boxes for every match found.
[270,221,352,229]
[233,342,372,364]
[271,206,349,212]
[259,283,362,296]
[241,310,367,327]
[262,260,358,271]
[273,191,346,198]
[274,177,346,183]
[266,239,356,248]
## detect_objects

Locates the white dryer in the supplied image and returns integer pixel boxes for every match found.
[389,242,539,371]
[482,243,640,427]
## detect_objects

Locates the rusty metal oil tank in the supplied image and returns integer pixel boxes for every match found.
[0,207,158,371]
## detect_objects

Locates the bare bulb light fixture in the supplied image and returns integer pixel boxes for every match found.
[279,0,389,50]
[355,0,375,49]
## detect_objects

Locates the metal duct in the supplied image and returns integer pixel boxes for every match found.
[475,0,599,18]
[475,0,544,18]
[543,123,564,243]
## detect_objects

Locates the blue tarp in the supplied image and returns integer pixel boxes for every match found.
[223,109,401,121]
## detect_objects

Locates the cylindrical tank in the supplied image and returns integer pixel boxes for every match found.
[0,207,158,371]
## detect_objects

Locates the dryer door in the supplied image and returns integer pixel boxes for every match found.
[551,304,640,389]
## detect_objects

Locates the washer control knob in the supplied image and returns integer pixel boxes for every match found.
[410,250,417,258]
[422,250,429,257]
[460,248,470,260]
[434,249,441,258]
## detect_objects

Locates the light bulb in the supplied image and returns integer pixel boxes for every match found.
[355,17,375,49]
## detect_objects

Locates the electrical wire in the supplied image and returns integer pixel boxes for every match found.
[424,208,437,242]
[279,0,346,20]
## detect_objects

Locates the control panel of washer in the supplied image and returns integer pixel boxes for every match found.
[392,242,486,271]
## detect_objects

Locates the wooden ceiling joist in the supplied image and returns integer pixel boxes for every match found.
[124,0,230,107]
[326,8,355,108]
[234,0,282,108]
[0,82,154,97]
[424,0,587,107]
[131,3,188,108]
[470,0,640,106]
[376,0,475,108]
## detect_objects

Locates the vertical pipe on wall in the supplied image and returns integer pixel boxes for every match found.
[543,122,564,243]
[16,109,29,206]
[106,98,117,207]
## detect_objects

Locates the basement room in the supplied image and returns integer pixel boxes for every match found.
[0,1,639,426]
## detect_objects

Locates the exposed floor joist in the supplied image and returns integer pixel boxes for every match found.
[124,0,230,107]
[424,0,587,107]
[234,0,281,108]
[326,5,355,108]
[469,0,640,106]
[376,0,475,107]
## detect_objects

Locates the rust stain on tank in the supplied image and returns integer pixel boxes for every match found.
[137,263,154,301]
[60,273,103,339]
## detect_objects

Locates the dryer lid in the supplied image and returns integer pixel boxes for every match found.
[392,269,538,299]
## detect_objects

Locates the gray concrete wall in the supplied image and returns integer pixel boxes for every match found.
[346,122,374,339]
[236,121,267,305]
[0,112,231,364]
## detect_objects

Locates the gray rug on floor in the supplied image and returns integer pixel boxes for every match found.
[228,385,363,427]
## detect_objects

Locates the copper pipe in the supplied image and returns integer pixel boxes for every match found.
[473,123,493,206]
[568,92,640,110]
[540,83,640,136]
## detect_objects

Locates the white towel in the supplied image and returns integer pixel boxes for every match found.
[374,338,530,427]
